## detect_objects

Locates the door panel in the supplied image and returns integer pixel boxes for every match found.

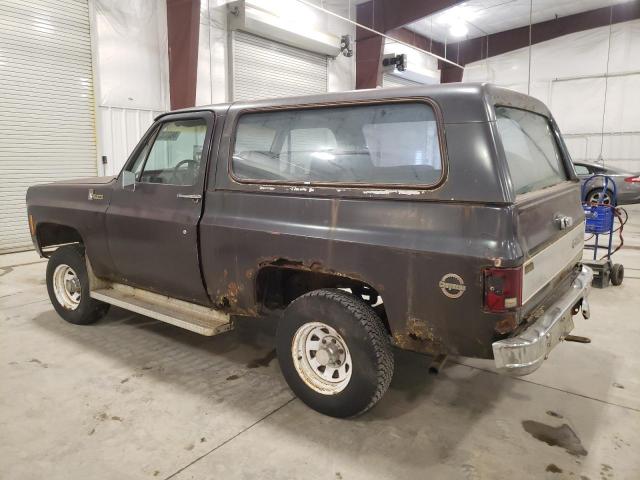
[105,112,214,305]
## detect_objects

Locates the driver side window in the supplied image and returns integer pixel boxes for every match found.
[138,119,207,186]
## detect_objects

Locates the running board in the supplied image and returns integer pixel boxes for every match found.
[90,283,232,336]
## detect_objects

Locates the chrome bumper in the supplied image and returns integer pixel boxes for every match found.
[492,266,593,376]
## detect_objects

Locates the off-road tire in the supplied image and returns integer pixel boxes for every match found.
[277,288,394,418]
[611,263,624,286]
[46,245,110,325]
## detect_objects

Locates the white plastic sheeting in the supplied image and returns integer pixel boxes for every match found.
[463,20,640,173]
[94,0,169,109]
[196,0,230,105]
[93,0,170,174]
[98,106,164,176]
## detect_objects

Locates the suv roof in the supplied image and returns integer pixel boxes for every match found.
[161,83,553,125]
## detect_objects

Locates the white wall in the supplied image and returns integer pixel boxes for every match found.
[91,0,355,174]
[463,19,640,173]
[196,0,230,105]
[325,0,356,92]
[196,0,356,105]
[92,0,170,175]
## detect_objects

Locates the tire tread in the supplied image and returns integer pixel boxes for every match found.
[293,288,394,416]
[46,244,109,325]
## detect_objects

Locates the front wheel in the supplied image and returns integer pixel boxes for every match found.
[46,245,110,325]
[276,289,394,418]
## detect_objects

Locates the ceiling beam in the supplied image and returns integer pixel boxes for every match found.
[355,0,466,88]
[446,1,640,68]
[386,27,446,58]
[356,0,467,37]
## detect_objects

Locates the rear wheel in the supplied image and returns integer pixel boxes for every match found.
[276,289,394,418]
[611,263,624,286]
[46,245,109,325]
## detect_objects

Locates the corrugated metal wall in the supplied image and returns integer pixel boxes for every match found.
[0,0,97,252]
[382,73,422,88]
[232,30,327,101]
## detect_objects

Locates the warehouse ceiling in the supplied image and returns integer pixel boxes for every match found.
[405,0,626,42]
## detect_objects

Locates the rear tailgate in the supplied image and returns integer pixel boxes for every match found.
[495,106,585,314]
[515,183,585,311]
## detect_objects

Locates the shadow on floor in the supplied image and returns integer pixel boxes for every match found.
[29,305,618,478]
[32,305,509,421]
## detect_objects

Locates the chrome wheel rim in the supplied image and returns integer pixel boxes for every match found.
[590,191,611,205]
[52,264,81,310]
[291,322,352,394]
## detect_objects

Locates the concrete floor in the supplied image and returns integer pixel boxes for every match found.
[1,206,640,480]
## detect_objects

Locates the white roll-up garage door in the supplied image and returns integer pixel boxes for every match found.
[232,31,328,101]
[382,73,423,88]
[0,0,97,253]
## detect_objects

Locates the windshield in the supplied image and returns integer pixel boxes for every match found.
[496,106,568,195]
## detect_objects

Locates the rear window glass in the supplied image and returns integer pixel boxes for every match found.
[231,103,442,186]
[496,106,568,195]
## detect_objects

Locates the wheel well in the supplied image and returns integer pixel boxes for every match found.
[36,223,82,251]
[255,266,390,334]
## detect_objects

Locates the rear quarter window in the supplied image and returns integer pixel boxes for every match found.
[231,102,443,186]
[496,106,568,195]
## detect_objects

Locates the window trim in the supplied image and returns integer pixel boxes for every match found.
[131,124,161,181]
[494,105,571,198]
[226,97,448,190]
[121,123,161,176]
[121,114,212,188]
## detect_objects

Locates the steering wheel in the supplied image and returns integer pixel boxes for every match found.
[169,159,199,185]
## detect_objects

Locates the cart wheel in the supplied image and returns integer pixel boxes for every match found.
[586,188,612,205]
[611,263,624,286]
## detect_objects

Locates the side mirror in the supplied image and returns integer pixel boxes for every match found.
[122,170,136,191]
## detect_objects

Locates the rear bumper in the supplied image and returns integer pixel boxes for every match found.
[492,265,593,376]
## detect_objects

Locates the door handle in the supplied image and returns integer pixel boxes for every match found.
[177,193,202,201]
[554,214,573,230]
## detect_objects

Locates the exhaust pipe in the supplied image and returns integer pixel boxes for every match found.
[428,353,448,375]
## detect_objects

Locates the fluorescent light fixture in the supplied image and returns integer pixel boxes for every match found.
[311,152,335,161]
[449,22,468,37]
[436,3,477,38]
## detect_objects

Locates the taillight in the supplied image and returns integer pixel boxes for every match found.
[624,176,640,183]
[28,214,35,236]
[484,267,522,312]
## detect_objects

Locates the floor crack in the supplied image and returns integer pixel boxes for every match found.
[163,397,296,480]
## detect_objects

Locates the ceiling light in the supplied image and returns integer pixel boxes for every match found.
[449,23,468,37]
[311,152,335,161]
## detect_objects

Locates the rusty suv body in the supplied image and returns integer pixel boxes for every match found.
[27,83,592,384]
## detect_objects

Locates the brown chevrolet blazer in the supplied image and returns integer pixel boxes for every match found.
[26,83,592,417]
